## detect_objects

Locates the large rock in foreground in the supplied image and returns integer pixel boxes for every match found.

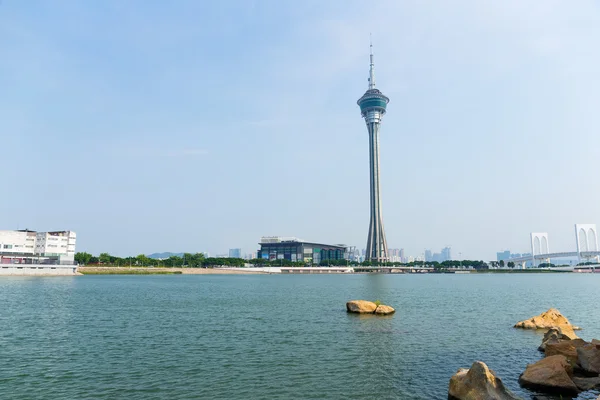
[448,361,522,400]
[518,355,579,395]
[514,308,580,338]
[346,300,378,313]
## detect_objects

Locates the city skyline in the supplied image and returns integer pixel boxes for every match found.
[3,1,600,259]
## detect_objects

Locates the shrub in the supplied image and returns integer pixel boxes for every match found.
[374,300,381,307]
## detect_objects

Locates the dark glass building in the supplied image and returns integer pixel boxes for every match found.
[258,237,347,265]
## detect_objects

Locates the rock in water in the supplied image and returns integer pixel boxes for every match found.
[577,343,600,375]
[374,305,395,315]
[544,339,587,364]
[518,355,579,395]
[572,376,600,391]
[346,300,377,313]
[448,361,522,400]
[539,327,562,351]
[514,308,580,338]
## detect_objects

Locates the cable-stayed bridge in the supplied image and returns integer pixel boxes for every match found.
[508,224,600,267]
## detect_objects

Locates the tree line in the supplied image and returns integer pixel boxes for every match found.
[74,252,246,268]
[75,252,526,269]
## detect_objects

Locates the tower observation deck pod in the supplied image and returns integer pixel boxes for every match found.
[357,41,390,263]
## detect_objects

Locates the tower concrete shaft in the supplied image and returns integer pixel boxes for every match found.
[357,42,389,263]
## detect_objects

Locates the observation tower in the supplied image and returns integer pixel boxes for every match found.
[357,42,390,263]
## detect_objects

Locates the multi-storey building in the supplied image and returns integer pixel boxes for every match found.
[0,230,37,255]
[0,230,76,264]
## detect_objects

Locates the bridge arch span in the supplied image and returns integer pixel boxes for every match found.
[588,228,597,251]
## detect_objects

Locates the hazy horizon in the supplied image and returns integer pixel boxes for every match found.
[3,1,600,259]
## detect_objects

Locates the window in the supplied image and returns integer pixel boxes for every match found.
[3,245,12,249]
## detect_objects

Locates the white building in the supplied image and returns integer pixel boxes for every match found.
[0,230,37,254]
[0,230,76,263]
[35,231,76,257]
[0,229,78,275]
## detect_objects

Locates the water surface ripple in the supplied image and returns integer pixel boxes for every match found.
[0,274,599,399]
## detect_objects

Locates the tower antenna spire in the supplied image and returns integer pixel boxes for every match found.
[369,34,376,89]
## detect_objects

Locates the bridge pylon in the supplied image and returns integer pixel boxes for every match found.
[530,232,549,267]
[575,224,599,263]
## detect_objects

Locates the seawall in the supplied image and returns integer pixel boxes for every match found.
[0,263,79,276]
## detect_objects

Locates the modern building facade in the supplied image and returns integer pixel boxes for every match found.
[257,237,346,265]
[358,42,390,263]
[0,229,77,265]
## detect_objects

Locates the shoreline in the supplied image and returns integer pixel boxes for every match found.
[78,266,268,275]
[73,266,588,276]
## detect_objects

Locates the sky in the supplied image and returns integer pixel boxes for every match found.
[2,0,600,260]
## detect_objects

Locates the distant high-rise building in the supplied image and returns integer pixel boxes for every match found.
[388,248,401,262]
[229,248,242,258]
[497,250,511,262]
[424,250,433,262]
[441,247,452,262]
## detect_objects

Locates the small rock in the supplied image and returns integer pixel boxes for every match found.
[448,361,522,400]
[577,343,600,375]
[539,328,562,351]
[545,339,587,364]
[518,355,579,395]
[374,305,395,315]
[514,308,581,338]
[592,339,600,345]
[572,376,600,391]
[346,300,377,313]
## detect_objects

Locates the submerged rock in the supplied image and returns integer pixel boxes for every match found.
[577,343,600,375]
[514,308,580,338]
[374,305,395,315]
[518,355,579,395]
[448,361,522,400]
[346,300,377,313]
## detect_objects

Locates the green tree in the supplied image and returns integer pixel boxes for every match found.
[74,252,93,265]
[99,253,111,264]
[136,254,151,266]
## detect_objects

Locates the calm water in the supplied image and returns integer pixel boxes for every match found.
[1,273,599,400]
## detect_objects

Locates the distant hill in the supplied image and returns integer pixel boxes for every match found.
[147,252,184,259]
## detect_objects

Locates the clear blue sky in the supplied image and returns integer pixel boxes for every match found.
[2,1,600,259]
